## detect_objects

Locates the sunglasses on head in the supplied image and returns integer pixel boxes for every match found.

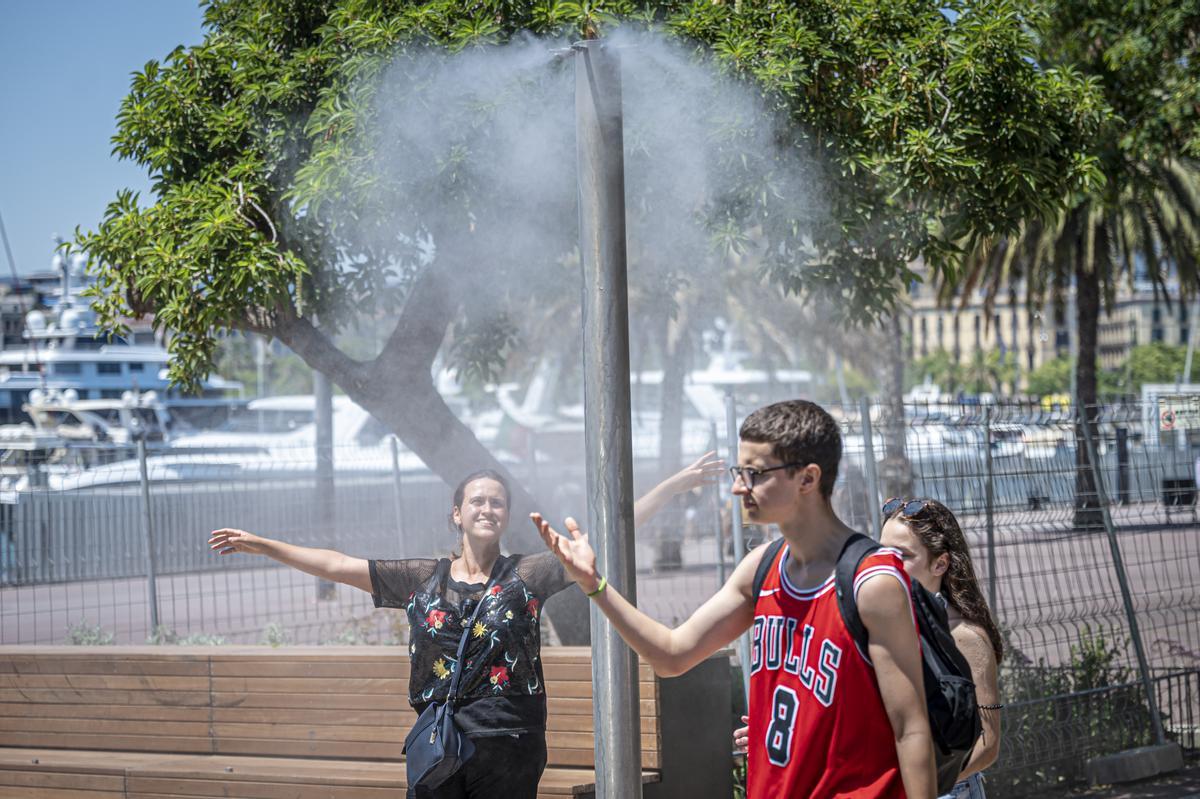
[882,497,936,518]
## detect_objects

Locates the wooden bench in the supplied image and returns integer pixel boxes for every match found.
[0,646,730,798]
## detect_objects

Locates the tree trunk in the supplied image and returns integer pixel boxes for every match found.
[658,302,690,479]
[1073,257,1105,530]
[881,313,913,500]
[655,300,691,571]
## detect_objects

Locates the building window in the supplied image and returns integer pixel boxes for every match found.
[1152,326,1165,343]
[128,362,144,372]
[99,389,124,399]
[919,318,928,356]
[97,363,122,375]
[53,363,82,375]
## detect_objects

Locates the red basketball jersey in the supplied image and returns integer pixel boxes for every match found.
[746,541,914,799]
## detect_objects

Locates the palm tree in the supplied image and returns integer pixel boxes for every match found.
[958,160,1200,526]
[950,0,1200,527]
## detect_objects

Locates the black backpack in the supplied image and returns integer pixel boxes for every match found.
[751,534,981,795]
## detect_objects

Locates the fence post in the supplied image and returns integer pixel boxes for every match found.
[711,421,728,587]
[725,391,751,703]
[1115,426,1130,505]
[860,397,882,539]
[389,436,406,558]
[983,407,998,615]
[136,436,160,633]
[1078,403,1167,746]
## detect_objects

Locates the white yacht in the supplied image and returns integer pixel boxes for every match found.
[0,253,241,424]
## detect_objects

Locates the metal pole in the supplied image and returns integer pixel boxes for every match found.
[136,436,160,632]
[314,369,336,600]
[711,421,728,586]
[1115,426,1130,505]
[984,407,997,615]
[1077,402,1167,745]
[389,436,406,558]
[1184,297,1199,384]
[575,39,641,799]
[724,391,751,702]
[860,397,882,539]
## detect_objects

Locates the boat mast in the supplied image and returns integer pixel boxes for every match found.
[0,209,46,389]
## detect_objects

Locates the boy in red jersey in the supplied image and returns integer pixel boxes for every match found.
[532,400,935,798]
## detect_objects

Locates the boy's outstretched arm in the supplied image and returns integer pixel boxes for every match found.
[532,513,762,677]
[858,576,937,799]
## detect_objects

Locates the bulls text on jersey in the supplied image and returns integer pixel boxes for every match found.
[750,615,843,708]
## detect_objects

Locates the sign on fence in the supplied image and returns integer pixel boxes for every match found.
[1157,395,1200,431]
[1142,384,1200,445]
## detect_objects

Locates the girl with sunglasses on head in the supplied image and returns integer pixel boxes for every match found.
[733,497,1003,798]
[879,498,1002,797]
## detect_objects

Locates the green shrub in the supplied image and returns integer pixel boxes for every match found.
[65,620,116,645]
[260,622,291,647]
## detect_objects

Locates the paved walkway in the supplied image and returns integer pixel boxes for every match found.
[1053,756,1200,798]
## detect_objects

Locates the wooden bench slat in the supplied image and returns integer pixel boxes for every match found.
[128,776,403,798]
[0,659,210,677]
[0,733,211,754]
[211,692,409,710]
[0,703,209,723]
[0,749,187,775]
[0,787,124,798]
[209,661,403,678]
[0,674,209,691]
[0,689,210,707]
[5,718,210,737]
[211,739,404,759]
[0,769,124,791]
[207,705,658,732]
[211,676,406,694]
[210,675,656,697]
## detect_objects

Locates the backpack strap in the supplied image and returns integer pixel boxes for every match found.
[833,533,883,658]
[751,537,787,601]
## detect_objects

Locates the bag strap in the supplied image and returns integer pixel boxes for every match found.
[833,533,882,657]
[446,570,499,701]
[751,537,787,601]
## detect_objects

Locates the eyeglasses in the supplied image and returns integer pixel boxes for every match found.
[728,462,806,490]
[882,497,935,518]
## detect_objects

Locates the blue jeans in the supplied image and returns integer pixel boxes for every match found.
[940,772,986,799]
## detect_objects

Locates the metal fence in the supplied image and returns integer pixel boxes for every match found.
[1,397,1198,795]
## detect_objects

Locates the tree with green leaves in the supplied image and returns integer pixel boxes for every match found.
[907,348,963,394]
[953,0,1199,526]
[77,0,1103,539]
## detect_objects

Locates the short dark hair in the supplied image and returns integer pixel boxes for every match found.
[739,400,841,498]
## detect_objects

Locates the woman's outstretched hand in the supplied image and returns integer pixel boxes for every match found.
[664,450,725,495]
[209,528,269,556]
[530,513,601,594]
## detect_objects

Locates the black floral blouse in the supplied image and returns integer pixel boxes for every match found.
[368,552,571,736]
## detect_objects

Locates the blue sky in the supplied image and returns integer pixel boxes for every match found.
[0,1,205,275]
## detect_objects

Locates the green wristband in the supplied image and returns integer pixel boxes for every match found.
[585,575,607,598]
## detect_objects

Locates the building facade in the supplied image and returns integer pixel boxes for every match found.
[904,276,1189,390]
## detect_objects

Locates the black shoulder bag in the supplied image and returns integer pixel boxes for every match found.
[403,573,496,790]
